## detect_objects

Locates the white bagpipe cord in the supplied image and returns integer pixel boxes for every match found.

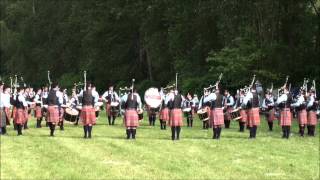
[131,79,135,99]
[84,71,87,91]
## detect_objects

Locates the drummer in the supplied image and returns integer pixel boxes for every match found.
[91,85,101,118]
[183,92,194,127]
[34,88,43,128]
[58,89,69,131]
[198,89,211,129]
[102,85,120,125]
[70,89,80,125]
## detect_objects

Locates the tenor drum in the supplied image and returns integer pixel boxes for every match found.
[64,108,79,122]
[144,88,161,109]
[197,109,209,121]
[230,109,242,121]
[95,102,104,111]
[183,107,192,113]
[110,101,120,107]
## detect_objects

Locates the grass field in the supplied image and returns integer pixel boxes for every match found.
[1,111,319,180]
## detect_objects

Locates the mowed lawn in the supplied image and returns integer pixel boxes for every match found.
[1,111,319,180]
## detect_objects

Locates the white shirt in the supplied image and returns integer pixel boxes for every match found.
[243,92,253,106]
[18,93,28,107]
[34,93,42,104]
[276,94,288,104]
[203,93,217,103]
[224,95,235,106]
[102,90,119,102]
[262,97,275,108]
[91,90,99,103]
[0,92,11,108]
[291,95,304,107]
[307,95,315,108]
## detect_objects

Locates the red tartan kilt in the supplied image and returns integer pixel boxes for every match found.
[47,106,60,123]
[307,111,317,125]
[81,106,96,125]
[12,107,16,119]
[247,108,260,127]
[60,108,64,120]
[125,109,139,127]
[169,109,183,126]
[239,109,247,123]
[210,108,224,126]
[14,108,27,125]
[280,108,292,126]
[224,107,233,121]
[298,109,307,125]
[267,109,276,122]
[160,108,170,121]
[35,106,42,118]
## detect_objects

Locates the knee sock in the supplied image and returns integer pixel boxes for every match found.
[282,126,286,138]
[112,116,116,125]
[60,121,64,130]
[217,127,222,139]
[225,120,230,128]
[299,126,305,136]
[126,129,130,139]
[24,121,28,129]
[108,116,111,125]
[50,123,55,136]
[88,126,92,138]
[268,121,273,131]
[176,126,181,140]
[249,127,254,138]
[311,125,315,136]
[132,129,136,139]
[253,126,257,138]
[1,127,7,135]
[190,119,193,127]
[213,128,217,139]
[17,124,22,135]
[171,127,175,140]
[83,126,88,138]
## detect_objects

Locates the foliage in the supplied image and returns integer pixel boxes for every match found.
[0,0,319,93]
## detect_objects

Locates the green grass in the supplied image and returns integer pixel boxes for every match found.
[1,111,319,180]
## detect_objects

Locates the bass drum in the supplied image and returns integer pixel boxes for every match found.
[64,108,79,122]
[144,88,161,109]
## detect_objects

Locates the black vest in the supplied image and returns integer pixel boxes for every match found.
[107,91,116,103]
[215,93,223,108]
[185,100,193,108]
[15,95,24,109]
[82,91,94,106]
[172,95,182,109]
[48,90,59,106]
[126,94,138,109]
[252,92,259,108]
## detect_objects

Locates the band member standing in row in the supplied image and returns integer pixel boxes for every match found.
[307,90,317,136]
[244,86,261,139]
[168,90,184,140]
[159,89,170,130]
[262,91,276,131]
[147,105,157,126]
[34,89,43,128]
[124,88,142,139]
[184,93,194,127]
[204,87,224,139]
[47,83,63,137]
[102,85,120,125]
[276,87,292,139]
[58,89,69,131]
[14,87,28,136]
[234,90,247,132]
[223,90,234,129]
[42,86,49,127]
[80,84,97,139]
[0,85,11,135]
[291,89,307,136]
[198,90,211,129]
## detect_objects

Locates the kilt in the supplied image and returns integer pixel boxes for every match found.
[247,108,260,127]
[47,106,60,123]
[14,108,27,125]
[307,111,317,126]
[224,107,233,121]
[280,108,292,126]
[239,109,247,123]
[59,108,64,121]
[81,106,96,125]
[160,107,170,121]
[35,106,42,118]
[266,109,276,122]
[210,108,224,126]
[0,108,7,127]
[106,104,118,116]
[169,108,183,126]
[297,109,307,125]
[124,109,139,127]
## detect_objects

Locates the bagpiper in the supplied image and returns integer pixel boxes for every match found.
[124,87,142,139]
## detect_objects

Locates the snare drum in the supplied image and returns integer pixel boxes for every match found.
[230,109,242,121]
[64,108,79,122]
[110,101,120,107]
[138,109,144,121]
[197,109,209,121]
